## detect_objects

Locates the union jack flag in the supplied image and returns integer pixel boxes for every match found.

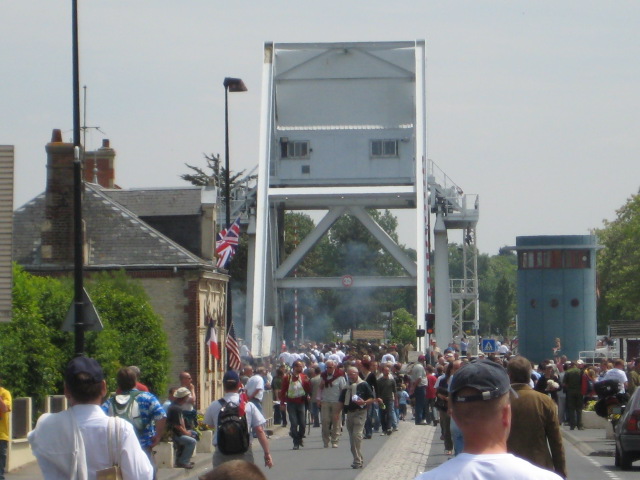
[226,320,242,371]
[216,217,241,269]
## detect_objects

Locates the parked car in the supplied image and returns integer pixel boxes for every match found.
[614,386,640,469]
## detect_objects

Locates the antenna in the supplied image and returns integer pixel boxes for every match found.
[81,85,106,183]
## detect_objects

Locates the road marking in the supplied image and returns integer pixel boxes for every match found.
[585,455,621,480]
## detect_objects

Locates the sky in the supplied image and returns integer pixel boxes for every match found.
[3,1,639,255]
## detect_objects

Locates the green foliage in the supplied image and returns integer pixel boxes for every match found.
[0,266,170,411]
[85,271,170,394]
[596,191,640,331]
[493,276,515,336]
[448,245,517,336]
[0,265,66,409]
[180,153,254,189]
[390,308,417,345]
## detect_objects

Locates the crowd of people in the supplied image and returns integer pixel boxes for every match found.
[17,336,640,479]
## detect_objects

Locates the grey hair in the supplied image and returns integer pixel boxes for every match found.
[347,366,359,374]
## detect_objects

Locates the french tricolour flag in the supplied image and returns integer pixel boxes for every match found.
[205,317,220,360]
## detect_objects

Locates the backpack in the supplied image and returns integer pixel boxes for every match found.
[109,391,144,435]
[594,379,620,398]
[217,399,250,455]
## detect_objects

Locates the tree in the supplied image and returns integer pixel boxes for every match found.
[85,271,170,394]
[596,190,640,331]
[0,266,66,410]
[447,244,517,336]
[390,308,417,346]
[180,153,255,190]
[0,266,170,412]
[493,276,515,336]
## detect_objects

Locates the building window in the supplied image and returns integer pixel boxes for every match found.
[370,140,398,158]
[281,140,310,159]
[518,249,590,270]
[565,250,590,269]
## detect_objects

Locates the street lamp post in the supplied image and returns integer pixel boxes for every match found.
[222,77,247,330]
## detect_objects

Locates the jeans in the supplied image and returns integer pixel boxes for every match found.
[414,386,427,424]
[274,402,287,425]
[399,404,407,419]
[174,433,197,466]
[450,417,464,455]
[366,402,380,435]
[426,398,436,424]
[0,440,7,480]
[439,410,453,451]
[380,405,392,432]
[311,402,321,427]
[287,402,306,446]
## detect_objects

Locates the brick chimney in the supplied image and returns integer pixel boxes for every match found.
[41,129,83,265]
[83,138,115,188]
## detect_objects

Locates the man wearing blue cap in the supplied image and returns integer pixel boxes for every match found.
[204,370,273,469]
[414,359,563,480]
[29,356,153,479]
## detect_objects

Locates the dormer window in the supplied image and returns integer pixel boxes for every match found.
[371,140,398,158]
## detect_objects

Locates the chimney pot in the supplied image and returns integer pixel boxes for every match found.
[101,139,110,148]
[51,129,62,143]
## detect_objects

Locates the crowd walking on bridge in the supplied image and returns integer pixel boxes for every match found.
[12,337,640,479]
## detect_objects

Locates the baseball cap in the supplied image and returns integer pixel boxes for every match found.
[65,356,104,384]
[449,359,511,403]
[418,355,426,362]
[223,370,240,384]
[576,359,585,366]
[174,387,191,399]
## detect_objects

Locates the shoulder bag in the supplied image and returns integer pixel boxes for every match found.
[96,416,123,480]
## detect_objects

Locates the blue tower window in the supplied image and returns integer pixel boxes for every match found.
[518,249,590,270]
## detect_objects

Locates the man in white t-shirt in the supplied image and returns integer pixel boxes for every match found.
[414,359,562,480]
[245,366,265,413]
[600,358,629,393]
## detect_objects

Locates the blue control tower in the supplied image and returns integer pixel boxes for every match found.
[513,235,600,363]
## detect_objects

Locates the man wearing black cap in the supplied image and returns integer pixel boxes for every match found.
[28,356,153,479]
[204,370,273,469]
[414,359,563,480]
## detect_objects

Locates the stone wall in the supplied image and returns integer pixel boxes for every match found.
[137,274,191,394]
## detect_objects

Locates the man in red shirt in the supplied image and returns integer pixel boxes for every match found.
[426,364,438,426]
[280,361,311,450]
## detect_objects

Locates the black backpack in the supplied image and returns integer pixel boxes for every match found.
[217,399,250,455]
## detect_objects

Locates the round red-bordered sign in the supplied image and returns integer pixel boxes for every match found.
[341,275,353,288]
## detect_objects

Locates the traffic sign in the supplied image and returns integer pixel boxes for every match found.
[481,339,496,353]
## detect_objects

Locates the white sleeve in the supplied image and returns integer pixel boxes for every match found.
[119,420,153,480]
[248,403,266,428]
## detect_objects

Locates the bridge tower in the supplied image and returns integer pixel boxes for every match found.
[248,41,478,356]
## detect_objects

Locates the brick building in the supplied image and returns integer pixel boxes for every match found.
[12,129,228,407]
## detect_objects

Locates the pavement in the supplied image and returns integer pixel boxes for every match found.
[560,423,616,458]
[5,421,616,480]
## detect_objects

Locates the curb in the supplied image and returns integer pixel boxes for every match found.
[561,429,596,457]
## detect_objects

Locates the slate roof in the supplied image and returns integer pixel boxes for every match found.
[13,184,213,269]
[103,187,204,217]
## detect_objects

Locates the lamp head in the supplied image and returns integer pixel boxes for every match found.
[223,77,247,92]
